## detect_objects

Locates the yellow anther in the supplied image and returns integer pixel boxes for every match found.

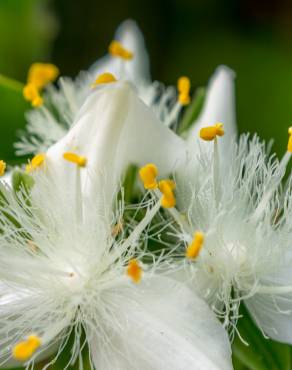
[109,40,134,60]
[139,164,158,190]
[200,123,225,141]
[178,76,191,106]
[27,63,59,89]
[0,160,6,177]
[63,152,87,167]
[92,72,117,88]
[127,259,142,283]
[24,63,59,107]
[288,127,292,152]
[23,83,43,107]
[159,179,176,208]
[26,153,46,173]
[12,335,41,361]
[112,220,124,237]
[186,232,204,259]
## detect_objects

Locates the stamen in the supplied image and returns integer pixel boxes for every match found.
[23,83,43,108]
[111,220,124,237]
[139,163,158,189]
[159,179,176,208]
[0,160,6,177]
[177,76,191,106]
[287,127,292,152]
[26,153,46,173]
[27,240,38,253]
[91,72,117,88]
[12,335,41,361]
[186,232,204,259]
[23,63,59,107]
[109,40,133,60]
[200,123,224,141]
[63,152,87,167]
[27,63,59,89]
[127,259,142,283]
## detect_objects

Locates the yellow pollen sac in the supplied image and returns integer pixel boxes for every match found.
[12,335,41,361]
[139,163,158,190]
[288,127,292,152]
[0,160,6,177]
[111,220,124,237]
[92,72,117,87]
[109,40,134,60]
[23,83,43,108]
[27,63,59,89]
[178,76,191,106]
[127,259,142,283]
[26,153,46,173]
[200,123,225,141]
[63,152,87,167]
[159,179,176,208]
[186,232,204,259]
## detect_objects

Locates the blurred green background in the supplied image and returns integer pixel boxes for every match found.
[1,1,292,369]
[1,0,292,162]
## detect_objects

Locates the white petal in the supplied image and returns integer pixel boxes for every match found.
[89,275,232,370]
[245,260,292,344]
[0,283,61,368]
[186,66,237,153]
[115,19,151,83]
[91,19,150,84]
[46,82,186,205]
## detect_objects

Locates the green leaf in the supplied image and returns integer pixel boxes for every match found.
[0,75,29,162]
[177,87,205,135]
[233,304,291,370]
[0,0,57,80]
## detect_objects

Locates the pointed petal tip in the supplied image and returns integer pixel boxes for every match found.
[116,18,140,32]
[115,19,145,48]
[210,65,236,86]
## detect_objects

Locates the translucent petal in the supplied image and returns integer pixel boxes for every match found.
[0,283,63,368]
[91,19,150,84]
[89,275,233,370]
[245,261,292,344]
[187,66,237,155]
[46,82,186,207]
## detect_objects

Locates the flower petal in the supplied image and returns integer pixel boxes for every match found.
[0,283,63,368]
[186,66,237,153]
[91,19,150,84]
[88,275,232,370]
[46,82,186,206]
[245,262,292,344]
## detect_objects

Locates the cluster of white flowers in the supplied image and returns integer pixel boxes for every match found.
[1,19,292,370]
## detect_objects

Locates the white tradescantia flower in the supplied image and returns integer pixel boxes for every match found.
[15,19,188,156]
[140,117,292,344]
[0,84,233,370]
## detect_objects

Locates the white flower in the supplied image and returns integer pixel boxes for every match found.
[0,85,233,369]
[15,20,184,156]
[140,71,292,344]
